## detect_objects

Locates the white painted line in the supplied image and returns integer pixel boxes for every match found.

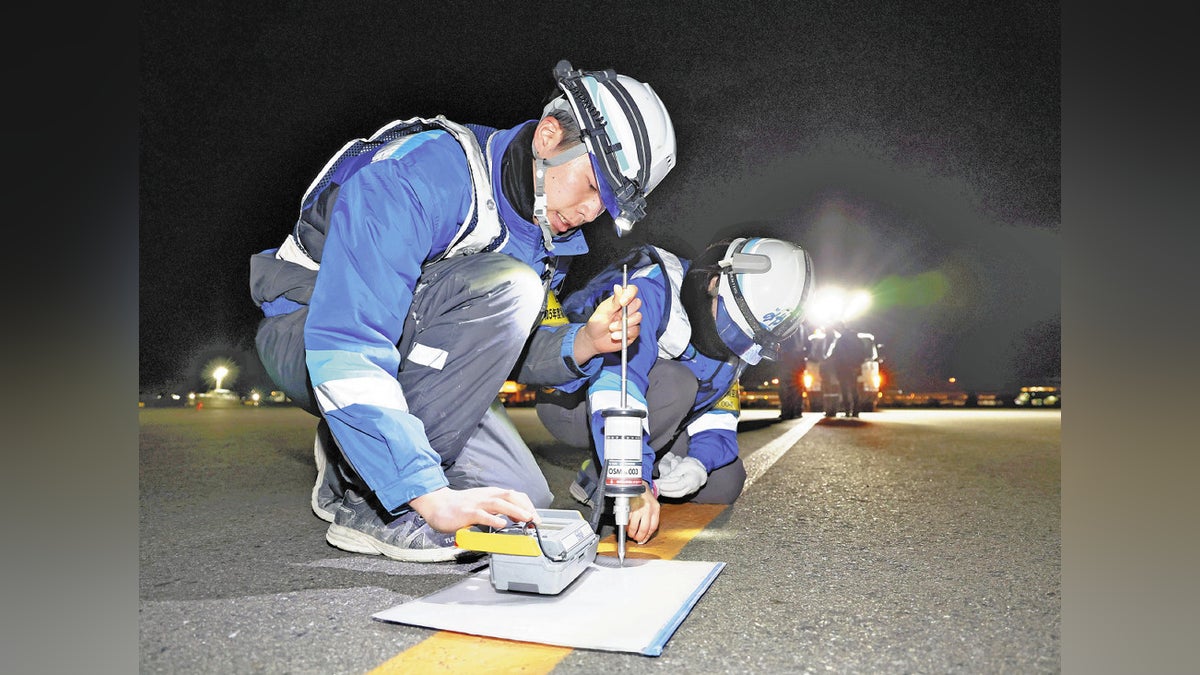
[742,415,820,491]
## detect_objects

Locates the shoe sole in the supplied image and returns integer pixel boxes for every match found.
[568,481,594,507]
[312,434,335,523]
[326,523,470,563]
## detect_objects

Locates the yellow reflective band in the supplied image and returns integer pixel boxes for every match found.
[541,290,568,326]
[454,526,542,557]
[714,382,741,412]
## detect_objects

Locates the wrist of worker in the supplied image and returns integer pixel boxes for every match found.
[408,487,448,516]
[565,323,604,376]
[645,478,658,499]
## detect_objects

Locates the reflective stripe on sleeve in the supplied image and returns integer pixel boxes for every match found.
[314,376,409,414]
[686,409,738,436]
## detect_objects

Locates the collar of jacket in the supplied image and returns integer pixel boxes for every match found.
[489,123,588,258]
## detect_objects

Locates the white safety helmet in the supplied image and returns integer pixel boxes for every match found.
[713,237,815,365]
[539,59,677,237]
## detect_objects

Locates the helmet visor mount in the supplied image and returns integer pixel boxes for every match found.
[716,239,807,363]
[554,60,650,236]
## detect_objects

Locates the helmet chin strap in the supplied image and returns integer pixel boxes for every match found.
[532,142,588,250]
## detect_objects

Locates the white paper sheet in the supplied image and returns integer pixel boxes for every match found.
[373,558,724,656]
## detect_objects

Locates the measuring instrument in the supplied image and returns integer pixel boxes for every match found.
[455,508,598,595]
[601,264,645,565]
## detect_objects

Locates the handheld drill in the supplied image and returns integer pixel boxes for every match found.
[601,265,645,565]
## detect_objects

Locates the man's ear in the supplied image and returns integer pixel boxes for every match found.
[707,275,721,297]
[533,115,565,156]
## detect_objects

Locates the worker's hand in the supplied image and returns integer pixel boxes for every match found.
[574,284,642,364]
[656,455,708,498]
[409,486,540,533]
[628,480,660,545]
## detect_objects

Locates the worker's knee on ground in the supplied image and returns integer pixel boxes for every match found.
[529,482,554,509]
[535,402,591,448]
[647,360,699,440]
[689,458,746,505]
[254,309,320,416]
[471,253,545,330]
[496,466,553,509]
[649,359,698,395]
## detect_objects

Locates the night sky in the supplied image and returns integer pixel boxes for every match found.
[139,1,1060,394]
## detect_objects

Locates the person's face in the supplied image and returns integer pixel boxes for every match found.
[541,153,606,235]
[533,117,607,235]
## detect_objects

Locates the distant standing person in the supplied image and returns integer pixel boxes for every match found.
[777,327,808,420]
[828,321,869,417]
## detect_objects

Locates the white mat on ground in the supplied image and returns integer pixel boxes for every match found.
[373,558,724,656]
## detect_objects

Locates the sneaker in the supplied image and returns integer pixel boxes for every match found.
[325,490,475,563]
[311,425,343,523]
[568,459,599,507]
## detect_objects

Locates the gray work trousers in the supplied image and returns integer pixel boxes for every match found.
[535,359,747,504]
[255,253,554,510]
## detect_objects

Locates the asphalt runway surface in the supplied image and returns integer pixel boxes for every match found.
[139,405,1060,673]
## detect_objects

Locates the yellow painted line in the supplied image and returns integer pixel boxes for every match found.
[368,631,571,674]
[367,502,728,674]
[595,503,728,560]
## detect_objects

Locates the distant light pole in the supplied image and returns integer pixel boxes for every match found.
[213,366,229,391]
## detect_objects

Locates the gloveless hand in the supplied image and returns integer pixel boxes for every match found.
[409,486,539,533]
[626,479,660,545]
[575,283,643,363]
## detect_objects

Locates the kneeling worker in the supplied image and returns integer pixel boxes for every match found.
[536,236,815,545]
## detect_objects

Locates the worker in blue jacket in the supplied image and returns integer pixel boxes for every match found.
[249,61,676,562]
[536,237,815,545]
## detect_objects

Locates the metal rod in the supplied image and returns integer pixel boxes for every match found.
[620,264,628,410]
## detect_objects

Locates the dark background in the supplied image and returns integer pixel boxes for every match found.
[139,1,1060,396]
